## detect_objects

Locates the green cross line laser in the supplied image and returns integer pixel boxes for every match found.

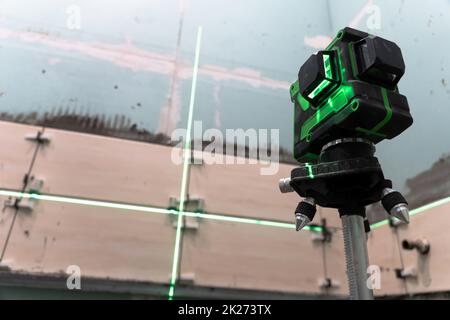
[290,27,412,161]
[279,27,414,300]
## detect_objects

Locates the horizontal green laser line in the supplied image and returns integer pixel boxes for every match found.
[0,189,322,231]
[369,195,450,230]
[0,190,174,214]
[2,189,445,232]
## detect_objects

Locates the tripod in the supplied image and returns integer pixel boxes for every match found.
[280,138,409,300]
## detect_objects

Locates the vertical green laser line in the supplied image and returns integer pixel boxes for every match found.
[169,26,203,300]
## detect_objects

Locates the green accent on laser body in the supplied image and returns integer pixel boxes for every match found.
[323,54,333,79]
[325,30,344,51]
[348,43,359,79]
[301,86,354,140]
[290,81,300,99]
[307,53,336,100]
[298,93,310,111]
[355,127,386,138]
[305,163,315,179]
[354,88,392,139]
[291,81,310,111]
[372,87,393,132]
[303,152,319,160]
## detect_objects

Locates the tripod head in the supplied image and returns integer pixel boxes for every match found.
[290,27,413,162]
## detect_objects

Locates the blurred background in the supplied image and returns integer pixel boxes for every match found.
[0,0,449,299]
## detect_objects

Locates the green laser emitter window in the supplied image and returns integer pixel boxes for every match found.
[299,51,339,105]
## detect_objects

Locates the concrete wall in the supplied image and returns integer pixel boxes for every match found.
[2,0,449,194]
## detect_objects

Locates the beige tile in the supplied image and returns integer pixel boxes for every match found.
[180,218,348,295]
[0,121,42,190]
[32,127,182,208]
[1,199,175,283]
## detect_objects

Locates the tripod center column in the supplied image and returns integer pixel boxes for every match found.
[341,214,374,300]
